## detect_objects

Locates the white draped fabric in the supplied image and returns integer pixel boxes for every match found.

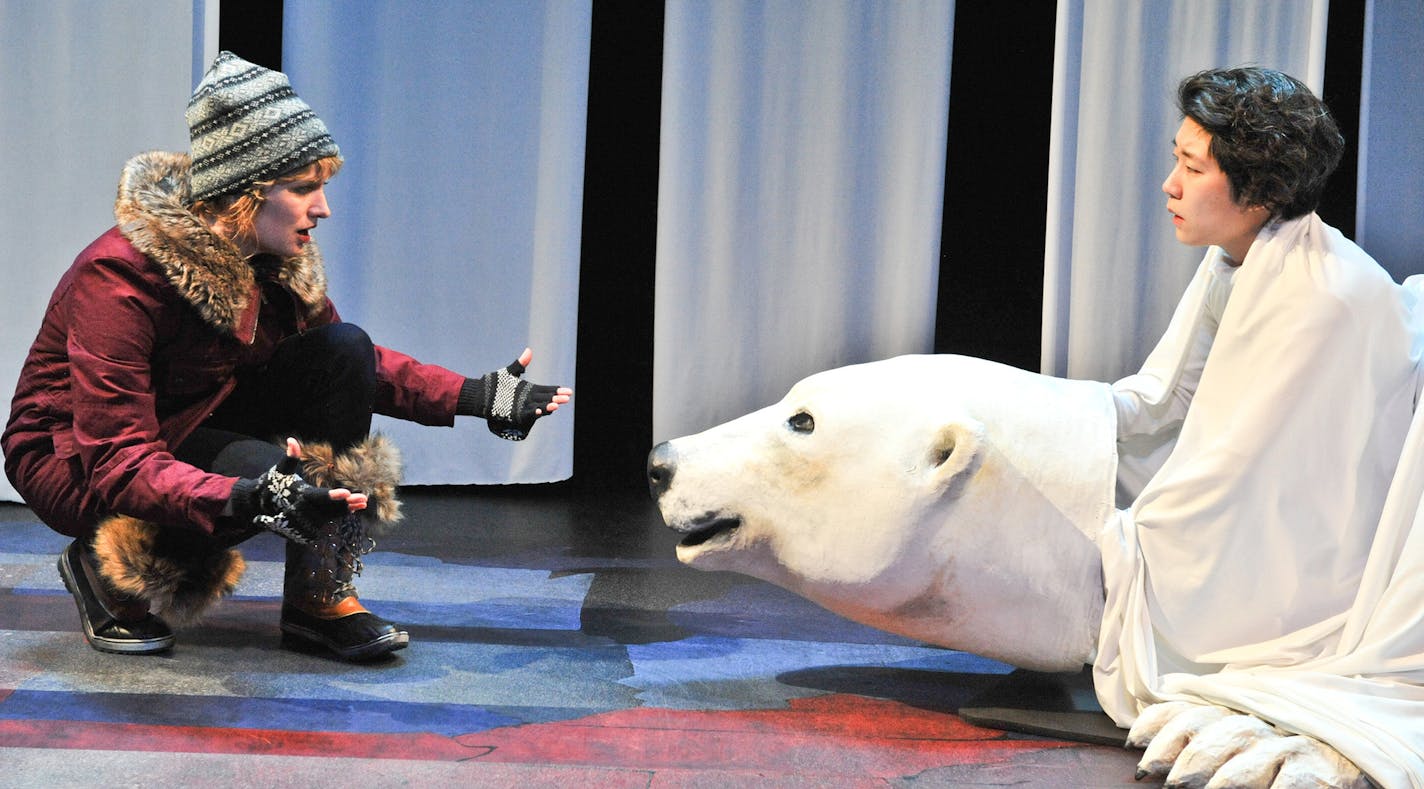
[1041,0,1328,382]
[1096,215,1424,787]
[0,0,208,503]
[283,1,588,483]
[652,0,954,443]
[1043,3,1424,784]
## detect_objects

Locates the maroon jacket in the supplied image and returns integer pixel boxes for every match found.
[3,151,464,537]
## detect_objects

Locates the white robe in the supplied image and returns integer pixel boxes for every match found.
[1093,213,1424,788]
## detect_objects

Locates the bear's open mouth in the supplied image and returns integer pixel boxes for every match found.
[679,515,742,548]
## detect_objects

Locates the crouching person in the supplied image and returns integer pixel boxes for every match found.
[2,52,571,661]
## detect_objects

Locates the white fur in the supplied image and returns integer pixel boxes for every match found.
[652,354,1115,670]
[1128,701,1368,788]
[650,353,1369,787]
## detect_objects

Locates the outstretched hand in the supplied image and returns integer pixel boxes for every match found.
[480,348,573,441]
[513,348,574,415]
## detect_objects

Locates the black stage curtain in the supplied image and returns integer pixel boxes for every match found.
[572,0,664,491]
[934,1,1057,371]
[219,0,283,70]
[1319,0,1366,238]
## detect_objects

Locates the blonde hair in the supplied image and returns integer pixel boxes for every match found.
[192,155,343,246]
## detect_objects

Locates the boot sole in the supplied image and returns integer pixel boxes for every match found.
[58,549,175,655]
[280,621,409,662]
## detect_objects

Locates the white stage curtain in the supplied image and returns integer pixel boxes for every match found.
[1357,0,1424,282]
[0,0,212,503]
[283,1,588,483]
[653,0,954,443]
[1041,0,1328,381]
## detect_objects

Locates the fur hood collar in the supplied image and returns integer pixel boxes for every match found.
[113,151,328,337]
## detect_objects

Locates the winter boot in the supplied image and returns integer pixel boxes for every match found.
[89,514,247,625]
[279,434,406,660]
[63,515,247,654]
[279,513,408,660]
[58,538,175,654]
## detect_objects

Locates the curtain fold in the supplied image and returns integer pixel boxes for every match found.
[283,0,588,483]
[1356,0,1424,282]
[9,2,1415,502]
[653,0,954,444]
[0,0,199,503]
[1041,0,1327,381]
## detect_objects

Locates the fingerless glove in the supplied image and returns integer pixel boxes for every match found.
[229,455,349,544]
[458,357,565,441]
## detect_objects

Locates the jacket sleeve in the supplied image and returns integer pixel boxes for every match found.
[66,258,236,532]
[372,345,465,426]
[310,296,465,426]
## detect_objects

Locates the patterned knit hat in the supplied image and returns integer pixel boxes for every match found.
[186,51,340,203]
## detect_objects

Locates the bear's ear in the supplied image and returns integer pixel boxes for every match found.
[926,421,985,498]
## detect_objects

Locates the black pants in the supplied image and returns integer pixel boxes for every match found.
[175,322,377,486]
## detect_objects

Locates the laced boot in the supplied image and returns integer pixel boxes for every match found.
[58,539,175,654]
[279,515,408,661]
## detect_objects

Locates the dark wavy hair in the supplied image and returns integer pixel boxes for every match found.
[1177,67,1344,221]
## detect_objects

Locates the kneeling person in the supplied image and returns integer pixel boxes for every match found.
[3,52,571,661]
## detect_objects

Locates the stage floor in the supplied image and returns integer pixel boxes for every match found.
[0,486,1151,787]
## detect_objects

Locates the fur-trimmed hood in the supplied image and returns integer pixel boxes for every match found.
[113,150,329,337]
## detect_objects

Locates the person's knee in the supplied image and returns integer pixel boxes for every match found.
[315,323,376,384]
[318,322,375,360]
[211,439,285,479]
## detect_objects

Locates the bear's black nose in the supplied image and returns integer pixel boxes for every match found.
[646,442,676,500]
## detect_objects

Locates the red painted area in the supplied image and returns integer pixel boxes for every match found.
[0,719,489,761]
[459,694,1076,776]
[0,694,1074,779]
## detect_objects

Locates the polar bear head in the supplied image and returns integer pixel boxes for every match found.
[648,354,1117,670]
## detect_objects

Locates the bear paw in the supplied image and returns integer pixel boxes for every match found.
[1126,700,1369,788]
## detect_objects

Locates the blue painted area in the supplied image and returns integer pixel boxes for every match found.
[0,523,68,554]
[4,588,66,597]
[621,635,1011,709]
[0,498,1023,756]
[0,688,584,735]
[377,598,586,631]
[884,650,1013,675]
[626,635,1005,683]
[666,579,927,646]
[0,632,1006,732]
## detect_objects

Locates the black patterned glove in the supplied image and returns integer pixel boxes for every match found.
[457,358,565,441]
[230,455,349,544]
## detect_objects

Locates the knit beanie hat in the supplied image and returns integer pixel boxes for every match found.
[186,51,340,203]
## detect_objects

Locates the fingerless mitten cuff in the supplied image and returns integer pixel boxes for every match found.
[227,477,260,521]
[456,377,486,417]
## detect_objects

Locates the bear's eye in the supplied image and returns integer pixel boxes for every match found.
[787,411,815,434]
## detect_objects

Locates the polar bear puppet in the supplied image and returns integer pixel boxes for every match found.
[648,354,1403,788]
